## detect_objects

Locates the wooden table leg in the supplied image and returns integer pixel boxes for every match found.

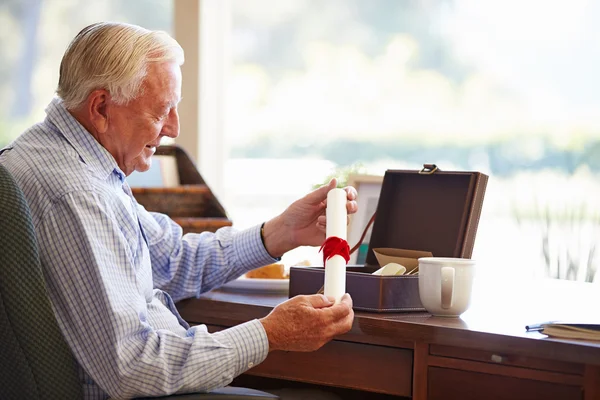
[584,364,600,400]
[413,342,429,400]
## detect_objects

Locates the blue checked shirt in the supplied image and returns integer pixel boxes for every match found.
[0,98,274,399]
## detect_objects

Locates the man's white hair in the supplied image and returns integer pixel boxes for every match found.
[57,22,185,109]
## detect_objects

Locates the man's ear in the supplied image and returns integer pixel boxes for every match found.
[87,89,111,134]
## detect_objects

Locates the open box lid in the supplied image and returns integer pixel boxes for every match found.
[365,164,488,267]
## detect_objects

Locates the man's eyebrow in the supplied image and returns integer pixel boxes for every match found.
[158,98,181,111]
[170,97,183,108]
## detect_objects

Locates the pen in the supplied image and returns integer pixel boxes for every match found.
[525,323,544,332]
[525,321,558,332]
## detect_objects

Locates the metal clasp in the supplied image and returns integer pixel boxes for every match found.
[418,164,438,175]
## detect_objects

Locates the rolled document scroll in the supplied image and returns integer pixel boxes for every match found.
[323,188,348,303]
[372,263,407,276]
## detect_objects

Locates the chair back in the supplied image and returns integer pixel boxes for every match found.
[0,163,82,399]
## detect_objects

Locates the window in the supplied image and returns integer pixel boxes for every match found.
[5,1,598,282]
[0,0,172,146]
[208,0,599,280]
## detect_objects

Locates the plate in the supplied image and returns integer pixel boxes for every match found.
[221,277,290,293]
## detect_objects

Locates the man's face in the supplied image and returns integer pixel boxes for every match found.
[101,62,182,176]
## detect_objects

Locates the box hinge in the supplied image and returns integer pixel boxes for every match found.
[419,164,439,175]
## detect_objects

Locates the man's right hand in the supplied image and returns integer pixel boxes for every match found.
[259,293,354,352]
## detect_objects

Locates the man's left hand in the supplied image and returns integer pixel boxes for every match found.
[262,178,358,258]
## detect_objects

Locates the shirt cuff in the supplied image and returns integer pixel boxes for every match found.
[233,224,280,273]
[212,319,269,376]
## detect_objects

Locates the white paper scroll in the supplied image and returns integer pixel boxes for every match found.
[324,188,348,303]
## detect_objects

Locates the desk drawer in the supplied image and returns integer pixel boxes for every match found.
[428,367,582,400]
[249,340,413,397]
[430,344,584,375]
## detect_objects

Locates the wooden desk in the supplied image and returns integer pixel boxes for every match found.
[176,277,600,400]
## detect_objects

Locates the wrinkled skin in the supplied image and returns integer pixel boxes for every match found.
[260,294,354,352]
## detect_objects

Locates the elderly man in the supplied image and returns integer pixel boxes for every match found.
[0,22,356,399]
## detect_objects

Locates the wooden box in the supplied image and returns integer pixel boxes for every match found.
[289,165,488,312]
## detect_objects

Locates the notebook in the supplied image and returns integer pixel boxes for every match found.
[540,323,600,341]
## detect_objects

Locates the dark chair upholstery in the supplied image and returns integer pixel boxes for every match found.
[0,164,277,400]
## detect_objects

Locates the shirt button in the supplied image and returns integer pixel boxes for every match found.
[248,362,254,368]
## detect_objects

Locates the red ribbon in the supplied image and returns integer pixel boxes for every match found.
[319,236,350,266]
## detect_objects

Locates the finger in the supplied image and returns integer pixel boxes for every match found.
[305,178,337,205]
[340,293,353,308]
[335,297,355,329]
[337,309,355,334]
[305,294,334,309]
[343,186,358,200]
[328,177,338,189]
[317,215,326,226]
[323,299,353,321]
[346,200,358,215]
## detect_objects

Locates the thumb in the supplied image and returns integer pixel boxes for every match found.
[326,177,338,190]
[306,178,338,204]
[306,294,335,309]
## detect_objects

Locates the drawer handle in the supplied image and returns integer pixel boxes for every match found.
[491,354,504,363]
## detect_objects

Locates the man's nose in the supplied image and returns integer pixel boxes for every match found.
[162,108,180,138]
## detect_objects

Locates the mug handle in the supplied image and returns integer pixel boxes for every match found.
[441,266,455,309]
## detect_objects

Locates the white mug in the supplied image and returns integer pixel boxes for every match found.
[418,257,476,317]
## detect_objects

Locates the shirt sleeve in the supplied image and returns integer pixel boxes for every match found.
[141,207,278,301]
[37,190,270,399]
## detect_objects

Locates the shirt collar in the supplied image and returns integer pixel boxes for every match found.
[45,97,126,182]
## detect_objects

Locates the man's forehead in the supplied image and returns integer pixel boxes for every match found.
[144,62,181,86]
[158,97,182,109]
[142,64,182,107]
